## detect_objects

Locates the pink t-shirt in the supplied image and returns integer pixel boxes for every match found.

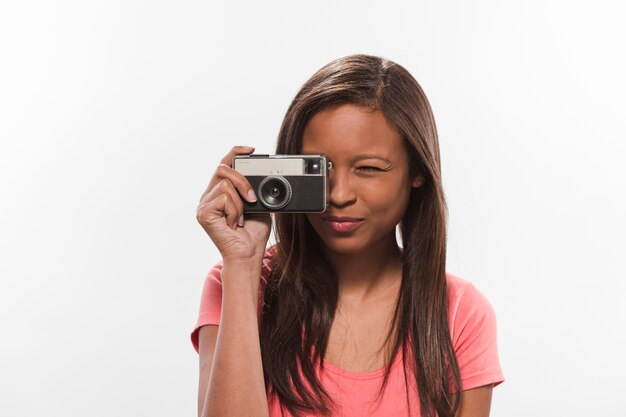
[190,248,505,416]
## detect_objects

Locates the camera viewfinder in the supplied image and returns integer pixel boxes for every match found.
[305,157,322,175]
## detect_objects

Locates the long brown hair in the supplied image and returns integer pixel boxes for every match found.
[259,54,462,417]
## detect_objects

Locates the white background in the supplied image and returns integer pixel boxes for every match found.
[1,1,624,416]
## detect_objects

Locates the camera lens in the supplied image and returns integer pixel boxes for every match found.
[258,176,292,209]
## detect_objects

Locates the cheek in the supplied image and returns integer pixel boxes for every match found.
[360,178,409,209]
[370,190,412,228]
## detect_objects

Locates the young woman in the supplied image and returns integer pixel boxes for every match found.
[192,54,505,417]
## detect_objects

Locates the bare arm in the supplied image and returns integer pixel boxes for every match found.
[452,384,494,417]
[197,261,269,417]
[197,324,218,417]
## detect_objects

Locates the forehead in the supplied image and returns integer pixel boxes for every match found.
[300,104,405,160]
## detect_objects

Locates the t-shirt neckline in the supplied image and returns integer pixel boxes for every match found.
[318,348,404,380]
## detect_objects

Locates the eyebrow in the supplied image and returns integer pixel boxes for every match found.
[351,154,392,164]
[302,151,392,164]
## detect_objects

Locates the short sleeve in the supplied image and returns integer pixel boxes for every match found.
[450,281,505,392]
[189,247,275,353]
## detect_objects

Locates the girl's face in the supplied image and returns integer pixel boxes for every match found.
[302,104,424,255]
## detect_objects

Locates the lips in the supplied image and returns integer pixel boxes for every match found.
[322,216,364,222]
[322,216,365,233]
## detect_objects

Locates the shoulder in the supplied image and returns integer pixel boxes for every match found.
[445,272,498,340]
[444,272,505,390]
[445,271,495,314]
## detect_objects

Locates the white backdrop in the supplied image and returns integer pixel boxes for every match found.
[1,1,624,416]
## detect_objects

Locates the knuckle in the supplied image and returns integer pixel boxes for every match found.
[235,194,244,209]
[216,178,230,189]
[235,176,249,189]
[196,203,210,221]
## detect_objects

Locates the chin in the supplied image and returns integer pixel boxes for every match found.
[314,229,372,253]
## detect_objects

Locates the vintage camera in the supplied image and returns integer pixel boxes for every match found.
[232,154,332,213]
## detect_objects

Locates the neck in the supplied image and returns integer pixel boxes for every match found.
[322,232,403,305]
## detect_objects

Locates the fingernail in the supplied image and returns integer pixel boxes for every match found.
[238,214,244,226]
[247,189,257,202]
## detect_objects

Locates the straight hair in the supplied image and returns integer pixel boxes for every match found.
[259,54,462,417]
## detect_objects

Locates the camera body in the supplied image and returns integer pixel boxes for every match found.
[232,154,332,213]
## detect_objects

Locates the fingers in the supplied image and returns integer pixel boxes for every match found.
[197,188,241,231]
[220,145,255,167]
[197,145,259,230]
[201,178,246,229]
[201,163,258,208]
[203,146,258,201]
[219,163,258,202]
[219,192,241,231]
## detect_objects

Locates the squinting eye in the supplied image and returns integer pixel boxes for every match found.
[358,166,382,172]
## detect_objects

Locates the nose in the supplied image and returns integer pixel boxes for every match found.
[327,168,356,208]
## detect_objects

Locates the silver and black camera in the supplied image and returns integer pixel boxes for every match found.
[232,154,332,213]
